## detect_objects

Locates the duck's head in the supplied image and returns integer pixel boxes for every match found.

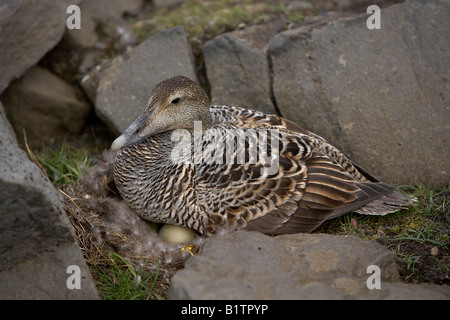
[111,75,211,151]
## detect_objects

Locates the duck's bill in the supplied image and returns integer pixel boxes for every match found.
[111,113,148,151]
[111,135,127,151]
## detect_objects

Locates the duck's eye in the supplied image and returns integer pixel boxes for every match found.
[171,97,180,104]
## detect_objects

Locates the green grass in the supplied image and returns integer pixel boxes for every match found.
[134,0,296,42]
[89,251,163,300]
[35,141,91,186]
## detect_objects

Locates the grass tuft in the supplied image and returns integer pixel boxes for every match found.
[36,142,91,186]
[134,0,298,42]
[90,251,163,300]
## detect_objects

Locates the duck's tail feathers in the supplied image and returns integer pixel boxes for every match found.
[325,182,416,221]
[354,191,417,216]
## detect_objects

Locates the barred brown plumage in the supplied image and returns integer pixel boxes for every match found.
[112,76,415,236]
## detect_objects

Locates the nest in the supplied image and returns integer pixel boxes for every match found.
[60,150,204,298]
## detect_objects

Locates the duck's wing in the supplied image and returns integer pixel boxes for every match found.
[194,128,302,233]
[194,127,309,235]
[219,106,373,182]
[200,108,412,235]
[194,125,378,235]
[245,148,399,234]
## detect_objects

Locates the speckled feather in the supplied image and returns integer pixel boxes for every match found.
[113,76,414,236]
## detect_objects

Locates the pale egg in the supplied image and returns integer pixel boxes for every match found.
[158,224,197,244]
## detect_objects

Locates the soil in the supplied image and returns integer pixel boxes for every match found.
[397,241,449,285]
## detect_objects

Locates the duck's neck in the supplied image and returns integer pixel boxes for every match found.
[178,108,212,137]
[197,107,213,131]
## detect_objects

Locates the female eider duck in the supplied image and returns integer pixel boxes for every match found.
[111,75,414,236]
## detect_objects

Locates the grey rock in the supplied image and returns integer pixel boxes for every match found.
[268,0,450,186]
[1,66,92,149]
[0,102,98,299]
[92,26,198,134]
[168,231,450,299]
[204,19,285,114]
[0,99,16,141]
[0,0,82,94]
